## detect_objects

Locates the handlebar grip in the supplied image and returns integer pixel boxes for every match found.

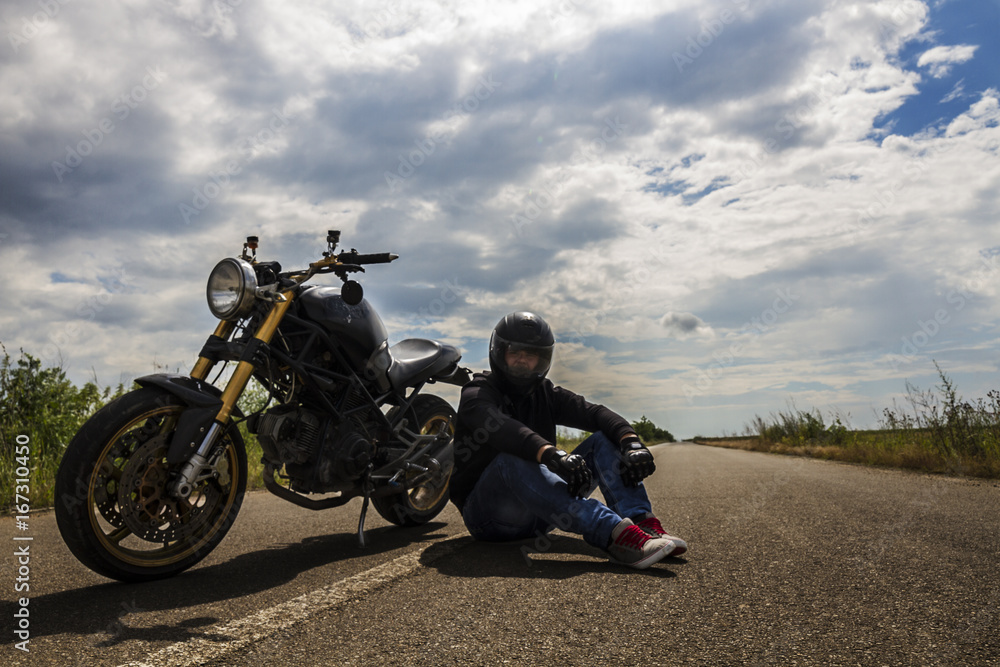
[338,251,398,265]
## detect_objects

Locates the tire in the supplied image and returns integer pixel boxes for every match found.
[54,387,247,582]
[373,394,456,527]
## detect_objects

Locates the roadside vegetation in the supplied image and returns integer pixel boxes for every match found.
[2,345,125,513]
[695,364,1000,479]
[0,344,272,513]
[558,415,675,452]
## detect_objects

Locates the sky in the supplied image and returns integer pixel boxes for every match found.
[1,0,998,439]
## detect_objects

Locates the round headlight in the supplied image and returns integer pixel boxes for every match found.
[206,257,258,320]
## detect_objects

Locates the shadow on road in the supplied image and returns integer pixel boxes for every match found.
[421,534,682,580]
[1,521,447,647]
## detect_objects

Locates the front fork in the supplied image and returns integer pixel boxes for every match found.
[169,294,294,499]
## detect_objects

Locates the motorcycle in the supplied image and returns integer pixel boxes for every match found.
[55,231,469,582]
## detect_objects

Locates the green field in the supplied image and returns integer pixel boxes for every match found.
[694,366,999,479]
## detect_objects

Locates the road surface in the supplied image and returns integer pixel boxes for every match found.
[3,443,999,666]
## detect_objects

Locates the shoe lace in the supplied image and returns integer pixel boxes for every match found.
[615,525,651,549]
[638,516,665,535]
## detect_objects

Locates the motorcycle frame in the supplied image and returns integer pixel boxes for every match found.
[183,268,453,504]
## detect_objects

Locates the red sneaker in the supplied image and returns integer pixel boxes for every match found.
[605,519,675,569]
[635,514,687,556]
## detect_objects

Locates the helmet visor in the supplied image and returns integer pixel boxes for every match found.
[493,335,553,380]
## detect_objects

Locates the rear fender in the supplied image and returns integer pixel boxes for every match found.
[134,374,245,464]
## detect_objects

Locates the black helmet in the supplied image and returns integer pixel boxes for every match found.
[489,311,554,392]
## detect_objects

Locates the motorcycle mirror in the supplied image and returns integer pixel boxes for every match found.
[242,236,258,261]
[342,280,364,305]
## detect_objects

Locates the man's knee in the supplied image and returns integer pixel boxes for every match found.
[494,452,537,476]
[590,431,615,449]
[575,431,616,459]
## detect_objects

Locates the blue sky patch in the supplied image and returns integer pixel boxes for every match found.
[875,1,1000,138]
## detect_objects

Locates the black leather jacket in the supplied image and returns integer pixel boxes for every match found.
[449,372,633,512]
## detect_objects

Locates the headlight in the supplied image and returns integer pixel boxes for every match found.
[206,258,258,320]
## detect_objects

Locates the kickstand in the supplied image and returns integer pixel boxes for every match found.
[357,464,374,549]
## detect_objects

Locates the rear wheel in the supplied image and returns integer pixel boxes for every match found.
[54,387,247,582]
[373,394,455,526]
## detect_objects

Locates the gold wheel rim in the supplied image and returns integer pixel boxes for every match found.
[88,406,241,568]
[406,414,454,512]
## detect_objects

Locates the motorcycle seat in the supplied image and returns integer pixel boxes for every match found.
[387,339,462,391]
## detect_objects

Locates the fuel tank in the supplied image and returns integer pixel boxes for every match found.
[296,286,389,365]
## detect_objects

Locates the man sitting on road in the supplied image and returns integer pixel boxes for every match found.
[450,311,687,569]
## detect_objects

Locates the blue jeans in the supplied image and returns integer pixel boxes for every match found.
[460,432,653,549]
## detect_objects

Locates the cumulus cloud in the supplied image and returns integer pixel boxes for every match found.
[659,312,714,340]
[917,44,978,78]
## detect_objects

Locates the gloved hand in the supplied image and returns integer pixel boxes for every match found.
[541,448,592,498]
[618,436,655,487]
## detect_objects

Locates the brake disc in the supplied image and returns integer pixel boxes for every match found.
[119,435,221,543]
[92,417,174,529]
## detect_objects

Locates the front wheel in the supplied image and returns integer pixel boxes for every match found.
[373,394,455,527]
[54,387,247,582]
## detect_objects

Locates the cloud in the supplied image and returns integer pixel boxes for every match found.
[917,44,978,78]
[659,312,714,340]
[1,0,998,438]
[940,78,966,103]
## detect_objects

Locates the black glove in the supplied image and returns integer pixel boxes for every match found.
[541,448,592,498]
[618,436,655,487]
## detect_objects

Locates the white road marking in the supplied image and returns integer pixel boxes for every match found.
[118,539,464,667]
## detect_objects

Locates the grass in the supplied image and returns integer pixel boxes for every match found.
[694,365,1000,479]
[556,428,591,452]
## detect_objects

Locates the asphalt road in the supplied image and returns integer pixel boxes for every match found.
[3,443,999,666]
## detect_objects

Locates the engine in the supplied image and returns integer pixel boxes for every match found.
[251,405,376,494]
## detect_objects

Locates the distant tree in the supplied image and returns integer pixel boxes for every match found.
[630,415,675,443]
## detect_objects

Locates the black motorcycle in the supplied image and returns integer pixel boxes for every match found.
[55,231,469,582]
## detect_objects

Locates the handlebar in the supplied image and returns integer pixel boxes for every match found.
[336,251,399,265]
[281,239,399,286]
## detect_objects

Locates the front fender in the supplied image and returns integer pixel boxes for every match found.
[135,374,226,406]
[134,374,245,464]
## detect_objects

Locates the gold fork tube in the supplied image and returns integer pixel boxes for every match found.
[190,320,237,381]
[213,292,295,424]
